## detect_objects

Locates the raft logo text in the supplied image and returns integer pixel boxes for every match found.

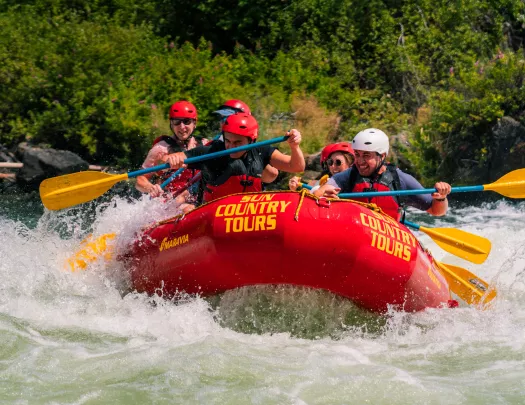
[360,211,417,261]
[159,234,189,251]
[215,194,291,233]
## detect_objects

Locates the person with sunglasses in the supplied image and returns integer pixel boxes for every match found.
[136,100,203,201]
[164,113,305,204]
[213,99,280,187]
[313,128,451,220]
[289,142,355,192]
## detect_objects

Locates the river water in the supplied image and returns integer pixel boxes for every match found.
[1,192,524,404]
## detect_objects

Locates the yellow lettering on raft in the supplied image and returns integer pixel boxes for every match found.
[364,212,412,261]
[159,234,189,252]
[216,194,288,233]
[427,267,442,289]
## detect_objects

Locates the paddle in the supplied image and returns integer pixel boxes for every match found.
[299,182,312,190]
[160,167,185,190]
[435,261,496,306]
[40,136,288,210]
[298,175,329,191]
[402,220,491,264]
[67,170,202,271]
[338,168,525,199]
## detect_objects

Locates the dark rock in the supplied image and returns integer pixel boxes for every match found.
[486,117,525,181]
[389,131,416,174]
[0,144,18,163]
[435,116,525,188]
[305,152,322,172]
[15,143,89,190]
[301,170,322,182]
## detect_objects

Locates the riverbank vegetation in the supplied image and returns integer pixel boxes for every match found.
[1,0,524,182]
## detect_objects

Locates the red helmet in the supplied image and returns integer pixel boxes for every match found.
[169,101,198,121]
[221,99,251,114]
[320,142,355,164]
[222,113,258,140]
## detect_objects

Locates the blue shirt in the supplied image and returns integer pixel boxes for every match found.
[327,167,433,211]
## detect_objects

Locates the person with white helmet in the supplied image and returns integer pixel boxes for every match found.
[314,128,451,219]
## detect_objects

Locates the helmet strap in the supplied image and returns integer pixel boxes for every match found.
[370,153,386,180]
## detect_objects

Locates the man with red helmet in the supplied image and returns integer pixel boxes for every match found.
[165,113,305,203]
[136,100,202,198]
[213,99,279,187]
[289,142,355,192]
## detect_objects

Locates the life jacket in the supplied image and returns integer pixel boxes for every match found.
[347,163,404,221]
[202,149,265,203]
[152,135,200,193]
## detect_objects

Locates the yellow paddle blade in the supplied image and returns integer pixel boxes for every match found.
[484,168,525,198]
[40,171,129,210]
[66,233,116,272]
[420,226,491,264]
[435,261,497,306]
[319,174,330,186]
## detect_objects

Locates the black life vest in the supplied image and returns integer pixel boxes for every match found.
[202,149,265,203]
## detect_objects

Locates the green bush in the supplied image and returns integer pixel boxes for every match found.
[1,0,524,181]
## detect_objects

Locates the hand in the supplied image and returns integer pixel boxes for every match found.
[164,152,187,170]
[148,184,164,198]
[432,182,451,200]
[286,129,301,147]
[289,176,301,191]
[321,185,341,198]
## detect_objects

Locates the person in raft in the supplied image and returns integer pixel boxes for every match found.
[289,141,355,192]
[313,128,451,220]
[213,99,279,187]
[164,112,305,204]
[136,100,202,201]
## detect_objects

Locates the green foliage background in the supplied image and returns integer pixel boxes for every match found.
[1,0,524,181]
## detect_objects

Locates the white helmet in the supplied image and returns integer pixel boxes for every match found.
[352,128,389,155]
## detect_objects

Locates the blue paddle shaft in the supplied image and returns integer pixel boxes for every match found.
[339,185,484,199]
[401,220,420,230]
[160,167,184,190]
[128,136,288,178]
[159,133,223,189]
[300,183,313,190]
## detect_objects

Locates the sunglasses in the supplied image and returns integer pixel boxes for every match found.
[171,118,194,126]
[326,158,344,167]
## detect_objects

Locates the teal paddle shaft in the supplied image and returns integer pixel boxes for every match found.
[131,136,288,179]
[300,183,313,190]
[339,185,483,199]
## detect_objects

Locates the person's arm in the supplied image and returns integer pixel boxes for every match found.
[262,165,279,184]
[164,144,215,171]
[313,170,351,197]
[269,129,305,173]
[397,170,451,216]
[136,174,163,197]
[135,143,168,197]
[309,180,321,192]
[313,177,341,198]
[427,182,451,216]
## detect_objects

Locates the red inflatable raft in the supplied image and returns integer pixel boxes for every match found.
[120,191,452,313]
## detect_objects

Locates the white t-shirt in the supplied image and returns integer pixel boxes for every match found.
[141,137,200,169]
[142,141,170,169]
